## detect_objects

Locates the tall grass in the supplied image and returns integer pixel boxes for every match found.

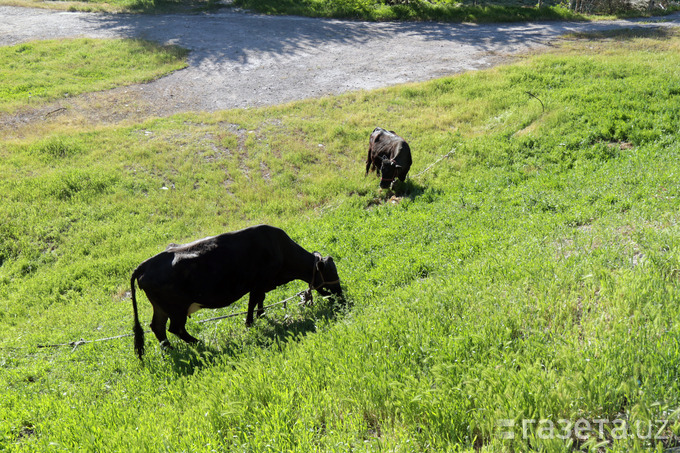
[2,28,680,451]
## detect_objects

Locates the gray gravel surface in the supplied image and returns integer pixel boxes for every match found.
[2,6,680,114]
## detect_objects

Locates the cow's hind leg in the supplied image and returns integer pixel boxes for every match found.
[168,314,200,344]
[149,303,172,350]
[246,291,266,327]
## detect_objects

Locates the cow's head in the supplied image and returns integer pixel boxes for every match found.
[379,156,401,189]
[312,253,343,298]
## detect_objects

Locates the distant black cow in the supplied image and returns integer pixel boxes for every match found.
[365,127,412,189]
[130,225,342,359]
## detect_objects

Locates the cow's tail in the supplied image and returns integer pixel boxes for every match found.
[365,148,372,176]
[130,266,145,360]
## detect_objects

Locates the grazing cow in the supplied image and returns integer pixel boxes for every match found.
[365,127,412,189]
[129,224,342,359]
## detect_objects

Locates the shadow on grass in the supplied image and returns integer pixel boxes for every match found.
[363,179,443,208]
[392,179,428,199]
[258,295,349,343]
[164,295,348,375]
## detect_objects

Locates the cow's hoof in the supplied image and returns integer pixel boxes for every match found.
[160,339,173,351]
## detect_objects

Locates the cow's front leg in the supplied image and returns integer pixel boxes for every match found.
[246,291,266,327]
[168,315,199,344]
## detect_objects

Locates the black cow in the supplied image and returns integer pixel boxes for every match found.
[130,224,342,359]
[365,127,412,189]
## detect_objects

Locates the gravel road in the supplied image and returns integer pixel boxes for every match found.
[2,6,680,115]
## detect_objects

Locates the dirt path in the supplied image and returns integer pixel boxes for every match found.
[2,6,680,130]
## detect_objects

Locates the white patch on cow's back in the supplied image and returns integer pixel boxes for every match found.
[172,252,200,266]
[187,303,203,316]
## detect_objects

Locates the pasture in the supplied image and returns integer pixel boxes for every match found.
[2,27,680,451]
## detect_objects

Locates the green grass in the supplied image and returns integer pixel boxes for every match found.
[231,0,583,22]
[4,0,674,20]
[0,39,187,114]
[2,28,680,451]
[3,0,677,20]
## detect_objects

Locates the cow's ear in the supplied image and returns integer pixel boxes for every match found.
[313,252,324,270]
[395,164,403,169]
[316,260,325,272]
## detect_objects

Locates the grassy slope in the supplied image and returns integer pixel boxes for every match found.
[2,28,680,451]
[0,39,187,114]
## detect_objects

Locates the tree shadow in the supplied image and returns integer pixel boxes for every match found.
[8,7,680,72]
[77,9,680,71]
[8,7,678,113]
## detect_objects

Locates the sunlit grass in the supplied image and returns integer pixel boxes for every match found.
[0,39,187,114]
[2,29,680,451]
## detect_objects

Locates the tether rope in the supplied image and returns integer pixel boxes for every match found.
[411,147,456,180]
[2,290,310,351]
[5,150,454,353]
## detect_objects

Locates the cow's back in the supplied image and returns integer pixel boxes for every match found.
[137,225,295,306]
[370,128,407,159]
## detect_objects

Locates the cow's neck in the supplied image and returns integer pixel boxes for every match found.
[280,243,317,286]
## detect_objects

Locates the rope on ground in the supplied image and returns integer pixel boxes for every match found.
[195,290,308,324]
[411,147,456,180]
[37,333,138,352]
[526,91,545,113]
[8,290,310,351]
